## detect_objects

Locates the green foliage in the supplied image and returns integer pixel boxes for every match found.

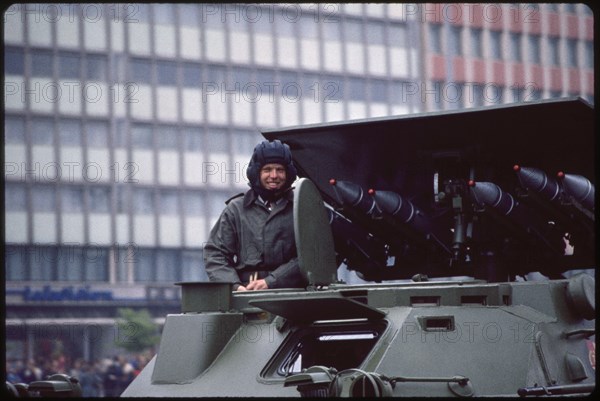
[115,308,160,353]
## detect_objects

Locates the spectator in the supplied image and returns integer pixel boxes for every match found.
[103,356,124,397]
[78,361,102,397]
[19,359,42,384]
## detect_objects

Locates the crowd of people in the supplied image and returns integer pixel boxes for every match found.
[6,352,151,397]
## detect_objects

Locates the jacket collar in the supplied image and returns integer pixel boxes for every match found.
[243,187,293,208]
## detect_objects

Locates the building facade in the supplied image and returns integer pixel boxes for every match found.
[3,3,594,362]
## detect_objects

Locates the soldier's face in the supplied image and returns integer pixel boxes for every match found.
[260,163,286,190]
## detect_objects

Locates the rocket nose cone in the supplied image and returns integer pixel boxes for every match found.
[516,166,559,201]
[372,190,415,223]
[470,182,515,215]
[371,190,400,214]
[561,173,595,210]
[332,180,363,205]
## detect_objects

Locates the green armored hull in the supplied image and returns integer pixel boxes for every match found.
[124,98,595,397]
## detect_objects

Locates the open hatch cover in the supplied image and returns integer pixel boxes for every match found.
[249,295,386,324]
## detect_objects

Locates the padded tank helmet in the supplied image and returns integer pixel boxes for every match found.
[246,140,297,199]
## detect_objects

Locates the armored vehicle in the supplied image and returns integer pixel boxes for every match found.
[123,98,595,397]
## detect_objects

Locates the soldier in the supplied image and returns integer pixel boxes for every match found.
[204,140,307,291]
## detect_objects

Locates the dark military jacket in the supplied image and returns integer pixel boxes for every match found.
[204,188,306,290]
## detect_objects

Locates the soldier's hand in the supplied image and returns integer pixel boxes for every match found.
[246,279,268,291]
[236,285,248,291]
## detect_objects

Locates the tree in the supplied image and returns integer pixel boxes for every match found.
[115,308,160,353]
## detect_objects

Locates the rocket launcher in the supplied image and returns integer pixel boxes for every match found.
[468,180,566,256]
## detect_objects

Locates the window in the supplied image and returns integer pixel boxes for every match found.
[5,115,26,144]
[472,84,485,107]
[229,13,250,32]
[157,125,179,149]
[510,32,522,62]
[445,83,464,109]
[261,321,387,380]
[549,90,562,99]
[6,245,28,281]
[390,81,406,104]
[206,64,226,85]
[365,21,385,45]
[115,119,128,148]
[134,248,155,282]
[204,4,223,29]
[32,186,56,212]
[111,54,127,83]
[323,75,343,101]
[548,37,560,66]
[183,63,202,87]
[87,121,109,147]
[160,190,180,215]
[5,183,27,211]
[89,186,110,213]
[528,35,541,64]
[183,191,204,215]
[157,61,177,86]
[429,24,442,53]
[275,13,296,36]
[115,245,133,282]
[83,246,108,281]
[136,3,150,23]
[58,52,80,79]
[57,246,84,281]
[231,129,257,155]
[131,124,153,148]
[252,8,272,34]
[86,55,108,81]
[208,192,229,220]
[490,31,502,60]
[584,41,593,69]
[279,71,298,89]
[300,14,319,39]
[370,80,387,103]
[471,29,482,58]
[230,67,253,88]
[323,19,340,41]
[348,78,366,101]
[156,250,180,282]
[31,118,54,146]
[449,26,462,56]
[527,89,542,102]
[179,3,199,26]
[388,24,406,47]
[511,86,524,102]
[130,58,153,83]
[5,47,24,75]
[59,119,82,146]
[133,188,154,214]
[31,50,53,77]
[567,39,578,67]
[183,127,204,151]
[154,3,175,25]
[486,85,504,104]
[182,250,208,281]
[61,186,84,212]
[116,185,130,214]
[29,246,56,281]
[206,129,229,153]
[345,19,363,43]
